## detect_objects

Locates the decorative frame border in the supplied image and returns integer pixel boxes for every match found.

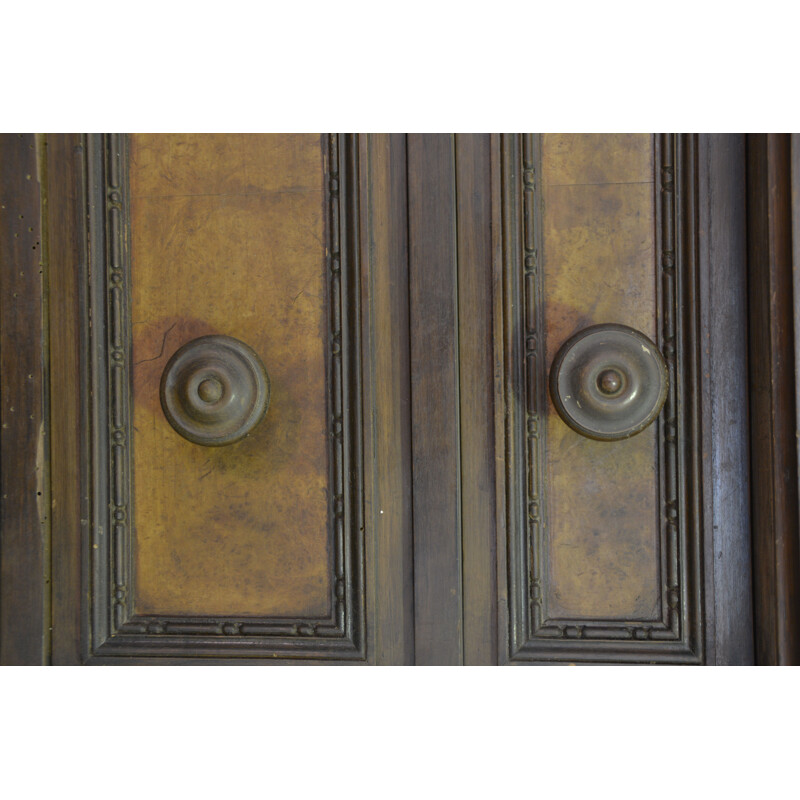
[501,134,703,663]
[83,134,366,660]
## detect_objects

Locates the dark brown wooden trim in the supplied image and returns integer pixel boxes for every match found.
[47,134,88,665]
[407,134,463,664]
[360,133,415,665]
[491,133,510,667]
[0,133,49,665]
[747,133,800,665]
[456,133,498,666]
[794,134,800,545]
[697,134,753,664]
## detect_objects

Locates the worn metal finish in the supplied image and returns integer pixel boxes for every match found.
[549,323,668,441]
[160,334,270,446]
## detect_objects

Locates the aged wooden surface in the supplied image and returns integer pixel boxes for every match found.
[541,134,659,620]
[697,134,753,664]
[129,134,330,618]
[2,132,760,664]
[47,134,86,665]
[0,134,48,664]
[456,133,498,665]
[407,134,463,665]
[44,134,369,663]
[747,133,800,665]
[794,134,800,540]
[359,134,415,665]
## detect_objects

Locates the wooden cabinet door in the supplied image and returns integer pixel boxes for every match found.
[44,133,413,664]
[400,133,753,664]
[483,134,752,664]
[0,133,756,664]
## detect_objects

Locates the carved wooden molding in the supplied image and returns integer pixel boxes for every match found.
[83,134,366,660]
[501,134,703,663]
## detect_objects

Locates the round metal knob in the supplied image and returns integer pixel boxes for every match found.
[549,323,668,441]
[160,335,270,446]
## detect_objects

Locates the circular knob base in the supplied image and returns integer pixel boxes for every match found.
[549,324,668,441]
[160,335,270,446]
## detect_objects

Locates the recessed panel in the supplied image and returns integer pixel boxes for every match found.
[129,134,330,618]
[541,133,659,620]
[501,133,701,662]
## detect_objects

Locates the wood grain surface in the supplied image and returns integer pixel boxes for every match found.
[747,133,800,664]
[1,132,762,665]
[697,135,753,664]
[129,134,331,618]
[359,134,415,664]
[0,134,48,664]
[541,134,660,620]
[407,134,463,665]
[47,134,86,665]
[456,134,498,665]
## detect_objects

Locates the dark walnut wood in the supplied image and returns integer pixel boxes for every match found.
[0,134,48,665]
[358,134,415,665]
[46,134,87,665]
[697,134,753,665]
[456,133,498,666]
[407,134,463,665]
[404,133,500,665]
[747,133,800,665]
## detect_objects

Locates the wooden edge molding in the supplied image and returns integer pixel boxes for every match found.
[794,134,800,619]
[698,134,754,665]
[359,134,415,665]
[0,134,50,665]
[747,133,800,665]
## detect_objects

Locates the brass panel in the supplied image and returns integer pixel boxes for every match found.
[541,134,659,620]
[129,134,330,618]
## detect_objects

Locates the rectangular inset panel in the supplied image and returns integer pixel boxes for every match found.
[500,134,702,663]
[84,134,365,660]
[129,134,329,618]
[541,134,659,621]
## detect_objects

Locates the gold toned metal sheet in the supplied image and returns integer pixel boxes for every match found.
[541,133,660,620]
[129,134,330,618]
